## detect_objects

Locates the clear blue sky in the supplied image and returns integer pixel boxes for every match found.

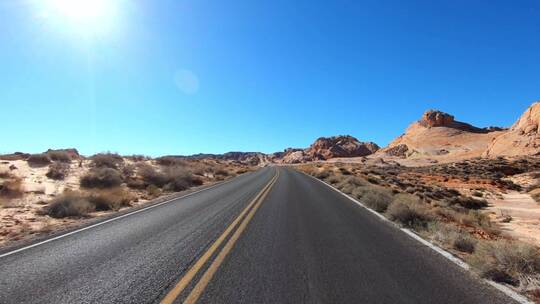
[1,0,539,156]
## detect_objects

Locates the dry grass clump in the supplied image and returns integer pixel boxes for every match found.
[27,154,52,167]
[386,194,431,228]
[351,185,394,212]
[46,188,133,218]
[80,168,123,188]
[47,151,72,163]
[0,173,24,200]
[46,162,70,180]
[46,192,94,218]
[91,153,124,169]
[445,196,488,210]
[139,164,202,192]
[426,222,477,253]
[468,239,540,286]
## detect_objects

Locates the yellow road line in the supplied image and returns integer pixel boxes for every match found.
[183,169,279,304]
[161,169,279,304]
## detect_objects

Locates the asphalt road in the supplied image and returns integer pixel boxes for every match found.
[0,167,517,304]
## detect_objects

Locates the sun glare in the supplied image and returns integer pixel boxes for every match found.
[40,0,118,35]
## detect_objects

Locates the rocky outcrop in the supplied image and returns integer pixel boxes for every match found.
[485,102,540,157]
[380,109,505,161]
[306,136,379,160]
[277,136,379,164]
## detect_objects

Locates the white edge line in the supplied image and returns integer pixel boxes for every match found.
[0,173,243,259]
[298,170,532,304]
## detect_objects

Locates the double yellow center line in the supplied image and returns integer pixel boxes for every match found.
[161,169,279,304]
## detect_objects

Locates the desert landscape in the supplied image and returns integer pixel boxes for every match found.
[0,151,254,247]
[2,102,540,301]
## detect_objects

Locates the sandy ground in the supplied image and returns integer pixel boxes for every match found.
[488,192,540,246]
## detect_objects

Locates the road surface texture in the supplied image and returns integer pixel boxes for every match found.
[0,167,517,304]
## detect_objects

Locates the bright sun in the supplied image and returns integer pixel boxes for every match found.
[40,0,118,35]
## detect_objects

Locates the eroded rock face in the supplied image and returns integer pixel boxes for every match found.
[485,102,540,157]
[277,136,379,163]
[420,110,455,128]
[379,109,504,161]
[307,136,380,160]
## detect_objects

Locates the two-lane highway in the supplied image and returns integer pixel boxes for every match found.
[0,167,517,303]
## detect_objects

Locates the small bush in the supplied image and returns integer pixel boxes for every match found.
[163,167,203,191]
[139,164,168,187]
[313,171,330,179]
[0,175,24,199]
[87,188,133,211]
[146,184,161,197]
[386,194,430,227]
[356,186,393,212]
[47,193,94,218]
[27,154,51,166]
[47,151,71,163]
[215,168,230,177]
[139,164,202,191]
[453,234,476,253]
[91,153,124,168]
[80,168,123,188]
[447,196,488,209]
[468,240,540,286]
[46,162,70,180]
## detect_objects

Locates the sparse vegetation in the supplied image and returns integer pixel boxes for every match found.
[47,151,72,163]
[80,168,123,188]
[46,192,94,218]
[46,188,133,218]
[27,154,51,166]
[90,153,124,168]
[0,173,24,199]
[468,239,540,286]
[46,162,70,180]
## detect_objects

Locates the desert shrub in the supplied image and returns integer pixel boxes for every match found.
[326,175,344,185]
[386,194,430,228]
[156,156,186,166]
[91,153,124,168]
[335,176,369,193]
[126,178,146,189]
[87,188,133,211]
[139,164,201,191]
[468,240,540,286]
[163,167,203,191]
[351,186,393,212]
[0,175,24,199]
[313,170,330,179]
[456,210,500,235]
[453,234,477,253]
[362,188,393,212]
[47,193,94,218]
[47,151,71,163]
[121,164,136,178]
[80,168,123,188]
[236,168,249,174]
[446,196,488,209]
[215,168,230,177]
[46,162,70,180]
[146,184,161,197]
[27,154,51,166]
[139,164,168,187]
